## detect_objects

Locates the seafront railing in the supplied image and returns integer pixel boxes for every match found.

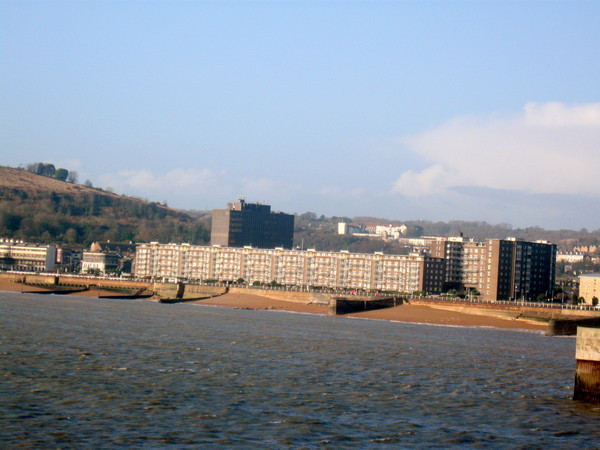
[417,295,600,312]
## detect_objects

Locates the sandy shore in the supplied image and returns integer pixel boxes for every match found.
[192,293,547,332]
[347,303,547,331]
[0,279,547,332]
[0,279,54,293]
[191,292,329,315]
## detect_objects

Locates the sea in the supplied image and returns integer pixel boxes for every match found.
[1,292,599,448]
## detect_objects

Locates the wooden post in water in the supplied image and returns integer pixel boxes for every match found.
[574,327,600,403]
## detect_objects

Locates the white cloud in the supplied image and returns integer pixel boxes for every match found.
[99,168,218,193]
[391,165,458,197]
[392,102,600,197]
[97,168,299,209]
[55,158,83,172]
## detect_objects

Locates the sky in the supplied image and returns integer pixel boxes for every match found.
[1,1,599,230]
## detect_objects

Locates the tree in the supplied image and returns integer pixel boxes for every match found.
[38,163,56,177]
[593,296,599,307]
[25,163,39,173]
[67,171,78,183]
[54,168,69,181]
[84,179,93,188]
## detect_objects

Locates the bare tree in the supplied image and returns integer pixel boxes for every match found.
[67,171,79,183]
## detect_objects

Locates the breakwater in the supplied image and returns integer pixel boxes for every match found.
[548,317,600,336]
[328,296,405,315]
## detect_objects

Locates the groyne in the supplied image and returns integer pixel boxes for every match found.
[328,296,405,315]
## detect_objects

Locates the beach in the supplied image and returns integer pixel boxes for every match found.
[194,292,548,332]
[0,278,547,332]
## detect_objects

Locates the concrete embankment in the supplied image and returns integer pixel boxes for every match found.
[411,298,600,335]
[412,299,600,320]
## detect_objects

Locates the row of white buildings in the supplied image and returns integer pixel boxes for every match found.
[134,242,446,294]
[134,236,558,302]
[0,239,121,274]
[0,236,560,302]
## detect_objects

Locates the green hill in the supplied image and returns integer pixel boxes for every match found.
[0,165,209,247]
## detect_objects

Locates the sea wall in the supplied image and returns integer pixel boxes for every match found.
[0,273,152,290]
[412,298,600,320]
[60,276,151,290]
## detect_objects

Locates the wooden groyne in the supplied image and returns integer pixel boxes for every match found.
[21,287,89,295]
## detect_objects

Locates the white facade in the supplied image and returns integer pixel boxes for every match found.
[337,222,366,235]
[81,251,119,275]
[135,243,445,294]
[557,252,585,263]
[0,239,56,272]
[374,225,408,239]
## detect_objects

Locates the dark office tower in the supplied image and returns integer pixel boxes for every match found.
[210,198,295,249]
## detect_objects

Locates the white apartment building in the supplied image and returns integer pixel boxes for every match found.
[81,251,120,275]
[135,243,446,294]
[0,239,56,272]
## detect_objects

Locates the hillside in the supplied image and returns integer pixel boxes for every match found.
[2,164,598,253]
[0,166,210,247]
[294,212,600,253]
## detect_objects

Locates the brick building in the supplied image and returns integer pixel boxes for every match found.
[210,199,294,249]
[431,237,556,301]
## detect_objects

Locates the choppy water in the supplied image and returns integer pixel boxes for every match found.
[1,292,599,448]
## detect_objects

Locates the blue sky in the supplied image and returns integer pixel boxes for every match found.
[2,1,599,230]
